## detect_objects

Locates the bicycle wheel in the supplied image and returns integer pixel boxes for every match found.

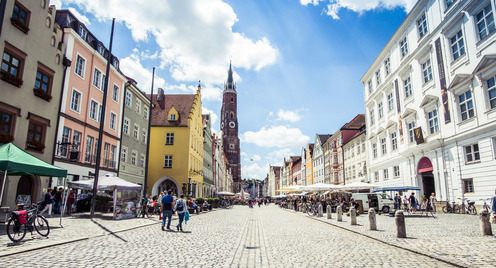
[467,206,477,215]
[442,206,448,213]
[306,205,313,216]
[34,215,50,237]
[7,218,26,242]
[453,205,461,214]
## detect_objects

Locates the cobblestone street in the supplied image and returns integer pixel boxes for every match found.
[1,205,494,267]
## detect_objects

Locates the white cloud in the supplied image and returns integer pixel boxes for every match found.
[301,0,417,19]
[252,155,261,161]
[265,148,294,166]
[242,163,268,180]
[64,0,278,85]
[120,54,166,93]
[276,109,303,122]
[241,126,310,148]
[68,7,91,26]
[201,107,219,127]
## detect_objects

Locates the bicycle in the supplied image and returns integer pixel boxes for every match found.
[442,201,460,214]
[138,202,152,218]
[457,198,477,215]
[480,198,492,212]
[219,200,233,209]
[306,202,319,217]
[7,201,50,242]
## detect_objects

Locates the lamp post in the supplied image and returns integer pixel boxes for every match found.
[182,177,196,198]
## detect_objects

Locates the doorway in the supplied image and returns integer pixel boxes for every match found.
[16,175,34,202]
[421,171,435,199]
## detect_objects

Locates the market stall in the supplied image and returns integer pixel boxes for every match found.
[68,174,142,220]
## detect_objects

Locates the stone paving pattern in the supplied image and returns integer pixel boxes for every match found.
[0,205,494,267]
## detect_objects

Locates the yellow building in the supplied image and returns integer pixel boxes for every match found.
[147,85,204,197]
[305,143,314,185]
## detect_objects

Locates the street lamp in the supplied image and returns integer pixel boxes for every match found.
[182,177,196,198]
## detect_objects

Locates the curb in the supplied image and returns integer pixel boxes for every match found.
[282,208,466,268]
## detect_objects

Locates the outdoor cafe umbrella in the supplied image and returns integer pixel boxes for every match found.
[300,183,342,191]
[340,182,379,191]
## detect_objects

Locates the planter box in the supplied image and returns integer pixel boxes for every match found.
[212,203,218,208]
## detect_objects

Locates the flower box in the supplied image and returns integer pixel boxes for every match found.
[10,17,29,34]
[26,140,45,151]
[0,133,14,144]
[33,88,52,101]
[0,70,23,87]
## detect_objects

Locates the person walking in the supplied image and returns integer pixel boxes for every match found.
[39,188,53,217]
[409,192,417,214]
[394,193,400,210]
[160,190,173,231]
[53,188,63,214]
[175,194,188,232]
[429,192,437,213]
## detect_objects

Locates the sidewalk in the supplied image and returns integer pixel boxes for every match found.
[285,208,496,268]
[0,209,212,257]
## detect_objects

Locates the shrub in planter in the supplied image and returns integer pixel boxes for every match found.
[213,198,220,204]
[196,197,205,205]
[207,198,214,204]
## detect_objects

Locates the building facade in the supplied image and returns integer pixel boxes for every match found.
[343,126,367,184]
[305,143,314,185]
[0,1,64,207]
[202,113,214,197]
[267,165,281,197]
[312,134,330,184]
[362,0,496,202]
[220,63,241,192]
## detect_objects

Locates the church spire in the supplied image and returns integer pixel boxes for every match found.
[224,60,236,92]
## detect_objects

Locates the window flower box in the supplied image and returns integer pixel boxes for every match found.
[10,17,29,34]
[0,70,23,87]
[0,133,14,144]
[26,140,45,151]
[33,88,52,101]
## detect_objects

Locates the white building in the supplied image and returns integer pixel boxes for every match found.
[312,134,330,184]
[342,127,367,184]
[362,0,496,204]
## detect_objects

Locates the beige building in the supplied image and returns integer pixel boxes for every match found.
[0,1,65,208]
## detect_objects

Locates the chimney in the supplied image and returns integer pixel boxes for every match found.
[157,88,165,109]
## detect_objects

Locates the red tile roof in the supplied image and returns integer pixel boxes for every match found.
[148,93,196,127]
[342,114,365,129]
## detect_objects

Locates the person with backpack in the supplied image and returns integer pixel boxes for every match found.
[39,188,53,217]
[174,194,188,232]
[160,190,173,231]
[53,188,63,214]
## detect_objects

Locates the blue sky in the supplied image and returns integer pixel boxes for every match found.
[53,0,416,181]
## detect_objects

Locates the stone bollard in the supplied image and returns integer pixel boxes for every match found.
[327,205,332,219]
[318,204,323,217]
[350,207,357,225]
[302,204,307,213]
[492,212,496,224]
[395,210,406,238]
[479,209,493,236]
[337,206,342,222]
[368,208,377,230]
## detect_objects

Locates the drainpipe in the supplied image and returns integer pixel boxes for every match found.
[454,139,464,209]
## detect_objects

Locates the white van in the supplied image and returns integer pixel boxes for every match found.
[351,193,395,213]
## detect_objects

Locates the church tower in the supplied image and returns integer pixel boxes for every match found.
[220,62,241,193]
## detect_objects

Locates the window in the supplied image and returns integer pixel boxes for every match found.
[109,112,117,130]
[381,138,387,155]
[112,58,119,69]
[12,2,30,31]
[133,124,139,139]
[72,131,81,152]
[125,91,132,107]
[0,109,15,138]
[374,171,379,182]
[164,155,173,168]
[140,154,145,168]
[383,169,389,180]
[143,106,148,120]
[372,143,377,158]
[110,145,116,168]
[463,178,474,193]
[417,13,428,39]
[378,102,383,119]
[92,69,101,88]
[70,90,81,112]
[170,114,176,121]
[362,138,365,152]
[464,144,480,163]
[166,133,174,145]
[75,55,85,78]
[112,85,119,102]
[121,147,127,163]
[459,90,474,121]
[94,138,98,164]
[101,74,106,90]
[103,143,110,166]
[428,109,439,134]
[84,136,93,163]
[422,58,433,83]
[376,70,381,85]
[370,110,375,125]
[89,100,102,121]
[400,36,408,57]
[135,99,141,114]
[131,151,137,166]
[408,121,416,143]
[391,131,398,151]
[476,4,495,40]
[142,129,147,143]
[97,45,105,56]
[385,93,393,111]
[123,118,129,135]
[78,25,87,40]
[356,141,361,154]
[404,77,412,98]
[487,76,496,109]
[394,166,400,177]
[2,51,23,80]
[35,69,51,95]
[60,127,71,157]
[384,58,390,76]
[368,80,373,93]
[446,0,456,9]
[26,120,45,151]
[450,30,465,61]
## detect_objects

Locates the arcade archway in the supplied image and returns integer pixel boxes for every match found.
[418,157,435,199]
[152,176,179,197]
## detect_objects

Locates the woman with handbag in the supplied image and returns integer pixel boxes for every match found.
[174,194,188,232]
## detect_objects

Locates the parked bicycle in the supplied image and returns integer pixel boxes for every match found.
[138,201,152,218]
[480,198,492,212]
[442,201,460,214]
[306,202,319,217]
[457,198,477,215]
[219,199,233,209]
[7,201,50,242]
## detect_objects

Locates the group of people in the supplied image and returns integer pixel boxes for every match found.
[394,192,437,213]
[159,190,188,232]
[39,188,86,217]
[248,198,269,208]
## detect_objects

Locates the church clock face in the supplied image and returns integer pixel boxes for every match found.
[221,122,224,129]
[229,121,235,128]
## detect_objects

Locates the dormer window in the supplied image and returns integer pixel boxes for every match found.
[97,45,105,56]
[112,58,119,69]
[170,114,176,121]
[78,25,87,40]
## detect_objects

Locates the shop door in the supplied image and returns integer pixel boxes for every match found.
[16,176,33,201]
[422,172,435,199]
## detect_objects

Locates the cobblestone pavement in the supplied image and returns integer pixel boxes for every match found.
[0,205,469,267]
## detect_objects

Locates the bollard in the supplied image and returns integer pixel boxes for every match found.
[368,208,377,230]
[327,205,332,219]
[337,206,343,222]
[350,207,357,225]
[395,210,406,238]
[492,212,496,224]
[318,204,323,217]
[479,209,493,236]
[302,204,307,213]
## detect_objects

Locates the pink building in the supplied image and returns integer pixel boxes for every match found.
[53,10,125,183]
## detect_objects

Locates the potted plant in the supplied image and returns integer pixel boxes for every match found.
[212,197,220,208]
[26,140,45,151]
[196,197,205,211]
[207,198,214,204]
[0,133,14,144]
[33,88,52,101]
[0,70,23,87]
